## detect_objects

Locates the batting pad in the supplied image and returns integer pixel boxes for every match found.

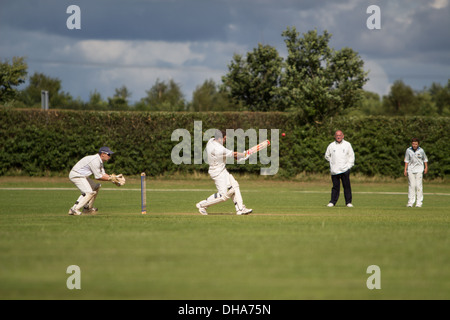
[200,192,229,207]
[74,191,97,210]
[86,186,100,208]
[228,174,244,211]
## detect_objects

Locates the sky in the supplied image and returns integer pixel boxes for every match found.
[1,0,449,104]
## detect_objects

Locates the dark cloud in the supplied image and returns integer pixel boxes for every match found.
[81,1,233,41]
[406,4,450,53]
[0,0,231,41]
[0,0,338,42]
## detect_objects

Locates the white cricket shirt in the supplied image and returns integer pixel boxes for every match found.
[70,154,106,179]
[404,147,428,173]
[206,138,233,178]
[324,139,355,175]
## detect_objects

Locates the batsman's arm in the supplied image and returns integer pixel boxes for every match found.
[234,152,245,160]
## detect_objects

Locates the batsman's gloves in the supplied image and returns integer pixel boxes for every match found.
[109,173,126,186]
[237,152,250,162]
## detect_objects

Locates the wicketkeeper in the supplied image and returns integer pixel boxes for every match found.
[68,146,125,215]
[196,130,253,215]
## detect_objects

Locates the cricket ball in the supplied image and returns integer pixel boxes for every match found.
[282,133,286,137]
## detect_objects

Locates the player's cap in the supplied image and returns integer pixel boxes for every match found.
[99,146,114,155]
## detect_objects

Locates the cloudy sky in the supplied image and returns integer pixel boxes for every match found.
[1,0,449,104]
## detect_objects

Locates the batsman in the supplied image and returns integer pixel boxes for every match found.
[196,130,253,215]
[68,146,125,215]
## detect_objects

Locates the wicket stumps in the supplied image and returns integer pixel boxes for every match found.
[141,172,146,214]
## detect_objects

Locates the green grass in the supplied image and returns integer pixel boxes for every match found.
[0,176,449,300]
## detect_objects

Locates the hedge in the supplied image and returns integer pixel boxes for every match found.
[0,108,448,179]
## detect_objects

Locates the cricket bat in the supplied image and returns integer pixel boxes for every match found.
[240,140,270,161]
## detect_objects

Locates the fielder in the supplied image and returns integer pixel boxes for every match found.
[196,130,253,215]
[68,146,125,215]
[404,138,428,207]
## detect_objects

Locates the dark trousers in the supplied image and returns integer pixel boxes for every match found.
[330,170,352,205]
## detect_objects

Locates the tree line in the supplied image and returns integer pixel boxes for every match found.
[1,27,449,120]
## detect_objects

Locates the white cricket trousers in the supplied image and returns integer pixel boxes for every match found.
[407,171,423,205]
[213,170,233,195]
[205,169,244,211]
[69,171,101,210]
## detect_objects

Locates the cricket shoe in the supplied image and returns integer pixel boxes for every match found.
[68,208,82,216]
[237,206,252,215]
[327,203,335,207]
[196,203,208,215]
[83,207,98,214]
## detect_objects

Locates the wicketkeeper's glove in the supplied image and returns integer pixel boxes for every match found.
[109,173,126,186]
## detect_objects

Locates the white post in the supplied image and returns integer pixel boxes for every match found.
[41,90,49,110]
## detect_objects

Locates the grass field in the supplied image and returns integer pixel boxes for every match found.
[0,175,449,300]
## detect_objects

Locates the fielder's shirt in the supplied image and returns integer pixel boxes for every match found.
[404,147,428,173]
[324,139,355,175]
[70,154,106,179]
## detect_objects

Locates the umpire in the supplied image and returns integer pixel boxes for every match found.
[324,130,355,207]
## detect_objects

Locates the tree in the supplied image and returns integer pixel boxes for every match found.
[429,80,450,115]
[19,72,73,108]
[382,80,418,115]
[0,57,28,104]
[138,79,185,111]
[415,91,437,116]
[191,79,238,111]
[221,27,368,119]
[358,91,383,115]
[344,90,382,116]
[221,43,284,111]
[108,85,131,111]
[87,90,108,110]
[280,27,368,120]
